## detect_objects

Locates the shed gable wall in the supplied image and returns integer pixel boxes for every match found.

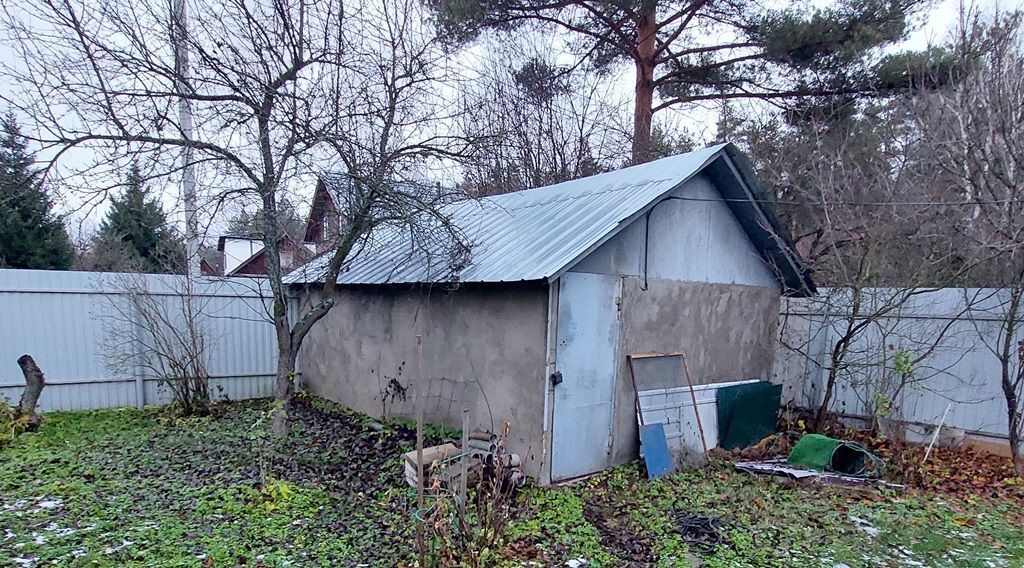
[568,174,780,288]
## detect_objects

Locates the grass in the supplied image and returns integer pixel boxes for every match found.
[0,398,424,567]
[1,398,1022,567]
[515,463,1024,567]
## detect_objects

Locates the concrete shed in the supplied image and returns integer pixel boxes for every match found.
[287,143,814,484]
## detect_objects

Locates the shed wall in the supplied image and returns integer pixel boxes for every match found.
[569,175,780,289]
[297,283,550,479]
[609,277,780,464]
[558,174,783,472]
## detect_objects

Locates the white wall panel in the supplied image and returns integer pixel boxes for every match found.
[570,175,780,289]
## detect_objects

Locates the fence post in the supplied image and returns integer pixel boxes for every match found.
[132,299,145,410]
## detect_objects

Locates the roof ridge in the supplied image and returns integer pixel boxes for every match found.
[479,145,726,202]
[476,177,676,213]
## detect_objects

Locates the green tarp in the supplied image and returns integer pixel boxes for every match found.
[787,434,842,471]
[716,381,782,450]
[788,433,874,477]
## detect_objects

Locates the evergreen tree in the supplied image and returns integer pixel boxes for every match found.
[92,164,185,273]
[0,114,74,270]
[225,198,306,239]
[427,0,952,163]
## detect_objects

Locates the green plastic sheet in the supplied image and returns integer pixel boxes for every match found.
[788,433,874,477]
[716,381,782,450]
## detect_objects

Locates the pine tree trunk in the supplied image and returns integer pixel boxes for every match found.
[631,7,658,164]
[16,354,45,430]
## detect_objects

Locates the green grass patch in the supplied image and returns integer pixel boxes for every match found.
[2,400,1021,567]
[509,462,1024,567]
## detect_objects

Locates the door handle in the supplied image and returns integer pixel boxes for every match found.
[550,371,563,386]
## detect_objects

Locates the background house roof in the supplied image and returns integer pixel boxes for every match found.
[286,143,815,296]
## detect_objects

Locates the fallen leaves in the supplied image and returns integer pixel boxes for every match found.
[860,435,1024,502]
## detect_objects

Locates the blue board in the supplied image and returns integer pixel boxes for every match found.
[639,423,672,479]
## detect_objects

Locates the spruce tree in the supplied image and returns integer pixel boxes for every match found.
[0,114,74,270]
[92,164,185,273]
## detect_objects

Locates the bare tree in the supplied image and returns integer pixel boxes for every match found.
[782,286,976,435]
[456,38,627,195]
[102,272,212,414]
[995,289,1024,475]
[912,12,1024,472]
[2,0,475,433]
[759,108,982,432]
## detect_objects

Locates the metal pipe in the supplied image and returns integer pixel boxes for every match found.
[468,431,497,443]
[467,439,498,453]
[459,408,469,516]
[505,471,527,489]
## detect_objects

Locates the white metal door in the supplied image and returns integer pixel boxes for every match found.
[551,272,621,481]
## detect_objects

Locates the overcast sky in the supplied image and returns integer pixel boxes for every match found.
[1,0,1020,243]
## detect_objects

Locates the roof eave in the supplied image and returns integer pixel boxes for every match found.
[718,144,816,297]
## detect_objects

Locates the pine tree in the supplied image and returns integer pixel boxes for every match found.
[0,114,74,270]
[427,0,953,163]
[92,164,185,273]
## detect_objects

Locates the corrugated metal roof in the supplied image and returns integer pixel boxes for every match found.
[287,144,725,285]
[285,143,813,294]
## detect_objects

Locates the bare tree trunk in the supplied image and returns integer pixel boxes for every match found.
[813,286,866,432]
[16,354,45,429]
[631,7,657,164]
[272,344,297,437]
[815,331,855,431]
[1000,288,1023,476]
[1008,386,1023,476]
[815,365,839,431]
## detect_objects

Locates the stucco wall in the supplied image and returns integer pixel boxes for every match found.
[298,283,550,479]
[608,277,781,465]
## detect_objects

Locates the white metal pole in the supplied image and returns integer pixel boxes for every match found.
[173,0,200,278]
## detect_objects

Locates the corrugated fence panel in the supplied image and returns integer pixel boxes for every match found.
[774,288,1019,438]
[0,269,277,411]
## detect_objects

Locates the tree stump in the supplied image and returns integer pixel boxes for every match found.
[16,354,45,431]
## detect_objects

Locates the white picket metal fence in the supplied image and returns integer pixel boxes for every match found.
[0,269,278,412]
[774,288,1020,439]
